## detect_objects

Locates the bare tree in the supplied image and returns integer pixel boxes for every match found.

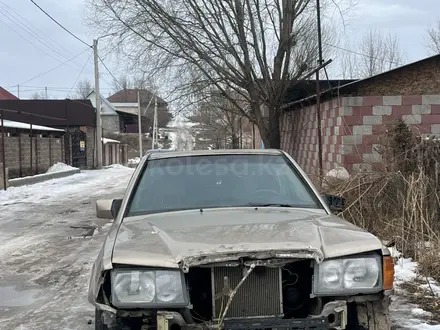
[189,89,246,149]
[113,75,154,92]
[86,0,348,148]
[76,79,93,98]
[426,18,440,55]
[341,29,405,79]
[31,91,46,99]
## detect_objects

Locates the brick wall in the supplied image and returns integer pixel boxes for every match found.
[337,95,440,172]
[0,134,64,179]
[281,99,344,175]
[281,95,440,175]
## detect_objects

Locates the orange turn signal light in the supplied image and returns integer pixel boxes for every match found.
[383,256,394,291]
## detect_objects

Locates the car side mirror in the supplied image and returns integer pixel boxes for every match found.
[111,199,123,219]
[96,199,123,219]
[323,194,345,213]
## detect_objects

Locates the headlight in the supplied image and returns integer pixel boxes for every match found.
[111,269,188,308]
[313,254,382,296]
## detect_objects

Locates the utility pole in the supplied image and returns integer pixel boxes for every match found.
[17,85,20,98]
[315,0,324,179]
[252,124,256,149]
[152,96,158,149]
[1,110,6,190]
[138,90,143,158]
[93,39,103,169]
[45,86,48,99]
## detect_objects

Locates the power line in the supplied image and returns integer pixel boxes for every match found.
[0,16,69,65]
[324,42,401,65]
[98,55,122,89]
[66,52,94,98]
[18,48,92,85]
[28,0,91,48]
[7,85,115,91]
[0,0,92,72]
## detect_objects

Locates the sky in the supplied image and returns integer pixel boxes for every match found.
[0,0,439,101]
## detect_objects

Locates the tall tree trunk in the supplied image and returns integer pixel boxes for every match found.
[231,135,240,148]
[263,108,281,149]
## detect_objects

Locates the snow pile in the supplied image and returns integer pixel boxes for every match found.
[128,157,141,165]
[168,131,177,150]
[322,166,350,189]
[394,258,418,284]
[105,164,131,170]
[46,162,77,173]
[391,256,440,329]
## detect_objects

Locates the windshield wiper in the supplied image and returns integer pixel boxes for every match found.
[248,202,296,208]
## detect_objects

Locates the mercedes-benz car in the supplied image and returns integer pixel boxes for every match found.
[89,149,394,330]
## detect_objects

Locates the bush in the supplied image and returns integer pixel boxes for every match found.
[324,120,440,263]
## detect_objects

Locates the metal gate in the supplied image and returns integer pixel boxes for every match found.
[64,128,87,169]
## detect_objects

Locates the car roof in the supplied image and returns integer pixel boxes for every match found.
[146,148,283,160]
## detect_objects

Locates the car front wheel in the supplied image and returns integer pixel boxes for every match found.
[95,309,109,330]
[347,298,391,330]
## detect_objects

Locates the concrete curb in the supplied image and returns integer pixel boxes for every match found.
[8,169,81,187]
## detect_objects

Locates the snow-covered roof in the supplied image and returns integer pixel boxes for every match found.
[112,102,139,107]
[1,120,65,132]
[102,137,120,144]
[87,90,119,116]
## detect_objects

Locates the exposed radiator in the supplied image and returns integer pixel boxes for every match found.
[211,266,282,319]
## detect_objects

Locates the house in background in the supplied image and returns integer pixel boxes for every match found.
[0,99,128,173]
[0,87,19,100]
[108,88,172,133]
[87,90,121,133]
[279,53,440,175]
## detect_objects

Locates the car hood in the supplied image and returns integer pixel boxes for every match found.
[111,207,383,268]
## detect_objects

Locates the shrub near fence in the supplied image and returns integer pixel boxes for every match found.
[323,120,440,281]
[1,133,64,179]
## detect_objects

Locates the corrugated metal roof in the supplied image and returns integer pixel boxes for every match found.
[0,87,19,100]
[0,99,96,127]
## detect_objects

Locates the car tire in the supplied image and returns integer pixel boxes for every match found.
[347,298,391,330]
[95,309,109,330]
[95,309,134,330]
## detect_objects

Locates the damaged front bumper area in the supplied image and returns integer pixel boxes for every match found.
[156,301,347,330]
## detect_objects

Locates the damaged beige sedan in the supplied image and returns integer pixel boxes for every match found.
[89,149,394,330]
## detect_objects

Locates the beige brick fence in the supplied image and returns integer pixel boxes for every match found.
[0,133,64,179]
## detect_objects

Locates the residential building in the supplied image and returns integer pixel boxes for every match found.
[108,89,172,133]
[87,90,121,133]
[0,87,19,100]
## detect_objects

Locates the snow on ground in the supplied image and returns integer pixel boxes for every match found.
[128,157,141,165]
[1,166,440,329]
[46,162,77,173]
[391,256,440,329]
[0,166,134,330]
[167,114,195,151]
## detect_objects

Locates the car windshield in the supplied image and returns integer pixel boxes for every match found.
[126,154,322,216]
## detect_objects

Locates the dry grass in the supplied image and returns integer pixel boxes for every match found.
[323,120,440,277]
[418,249,440,284]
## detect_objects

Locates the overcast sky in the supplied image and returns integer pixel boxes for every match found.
[0,0,439,101]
